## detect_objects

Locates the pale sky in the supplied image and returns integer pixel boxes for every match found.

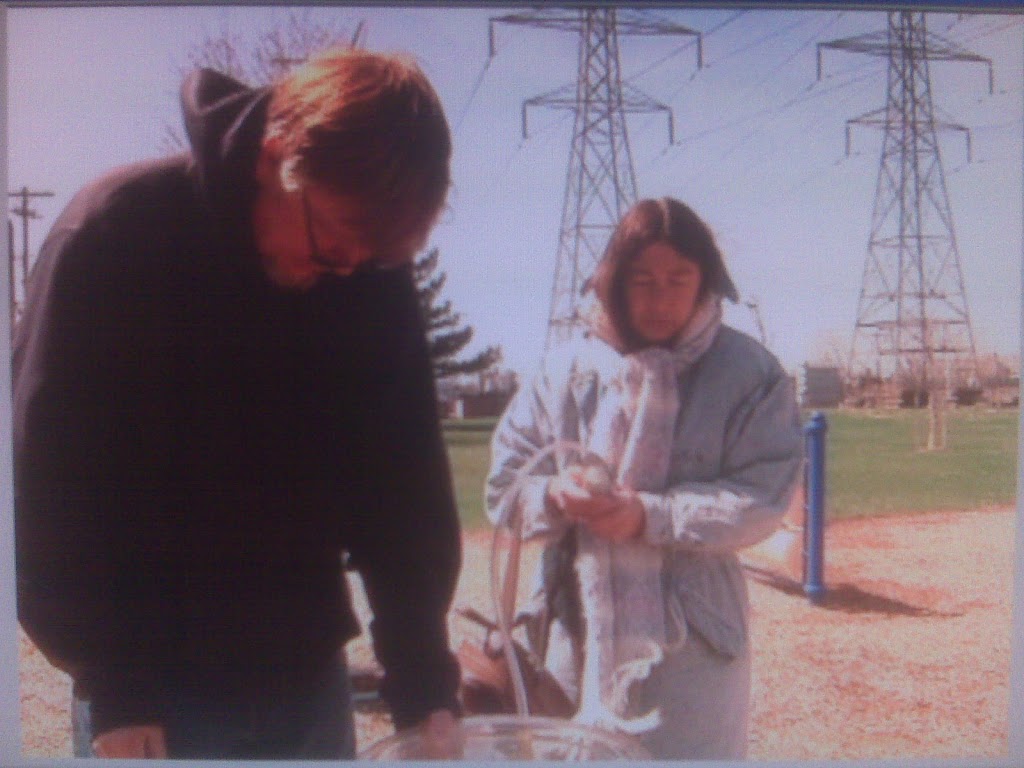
[5,4,1022,379]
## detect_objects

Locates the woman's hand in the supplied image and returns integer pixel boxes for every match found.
[548,467,616,522]
[584,493,646,542]
[548,469,645,542]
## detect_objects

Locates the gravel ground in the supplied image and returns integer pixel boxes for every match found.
[18,506,1015,761]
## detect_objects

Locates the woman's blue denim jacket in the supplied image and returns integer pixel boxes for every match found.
[486,324,804,660]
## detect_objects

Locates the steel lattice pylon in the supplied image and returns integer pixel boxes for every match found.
[819,12,992,389]
[490,8,700,354]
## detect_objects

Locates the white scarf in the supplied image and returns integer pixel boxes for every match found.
[574,296,722,733]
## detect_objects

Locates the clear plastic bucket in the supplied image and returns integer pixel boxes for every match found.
[359,714,651,760]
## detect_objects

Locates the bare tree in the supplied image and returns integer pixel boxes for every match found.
[161,10,361,153]
[807,329,850,371]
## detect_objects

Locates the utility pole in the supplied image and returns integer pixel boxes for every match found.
[744,297,770,348]
[819,12,990,448]
[8,218,15,333]
[8,186,55,326]
[489,8,702,355]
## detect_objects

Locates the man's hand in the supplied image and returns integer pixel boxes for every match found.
[92,724,167,759]
[413,708,463,759]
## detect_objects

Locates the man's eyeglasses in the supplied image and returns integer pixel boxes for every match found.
[301,191,402,274]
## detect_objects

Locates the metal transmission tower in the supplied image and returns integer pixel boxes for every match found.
[818,12,992,402]
[489,8,701,353]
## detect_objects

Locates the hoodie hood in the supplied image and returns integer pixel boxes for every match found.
[180,69,271,222]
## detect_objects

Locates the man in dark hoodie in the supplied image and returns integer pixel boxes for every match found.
[13,48,462,759]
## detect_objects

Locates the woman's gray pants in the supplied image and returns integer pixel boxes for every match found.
[545,620,751,761]
[636,631,751,760]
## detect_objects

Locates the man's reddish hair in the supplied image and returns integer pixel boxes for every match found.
[266,48,451,264]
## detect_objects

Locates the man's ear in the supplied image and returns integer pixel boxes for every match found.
[254,136,285,186]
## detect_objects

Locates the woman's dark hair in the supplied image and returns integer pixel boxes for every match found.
[590,197,738,349]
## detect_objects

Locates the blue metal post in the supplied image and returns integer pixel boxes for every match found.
[803,412,828,603]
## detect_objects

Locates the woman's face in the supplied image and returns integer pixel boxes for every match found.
[625,241,703,345]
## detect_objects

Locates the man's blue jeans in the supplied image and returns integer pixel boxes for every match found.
[72,651,357,759]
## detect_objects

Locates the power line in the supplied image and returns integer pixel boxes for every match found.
[747,12,848,92]
[452,55,493,137]
[712,11,819,71]
[621,9,747,84]
[671,64,877,151]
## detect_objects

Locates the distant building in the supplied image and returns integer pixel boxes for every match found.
[437,367,519,419]
[801,365,844,408]
[838,352,1021,409]
[450,390,515,419]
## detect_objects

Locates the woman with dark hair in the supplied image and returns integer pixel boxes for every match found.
[485,197,804,759]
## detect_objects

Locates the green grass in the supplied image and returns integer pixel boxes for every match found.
[443,410,1020,531]
[443,418,498,530]
[814,407,1019,520]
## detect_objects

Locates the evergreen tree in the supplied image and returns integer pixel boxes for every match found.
[414,248,501,380]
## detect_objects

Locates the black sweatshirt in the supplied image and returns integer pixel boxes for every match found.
[13,69,462,735]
